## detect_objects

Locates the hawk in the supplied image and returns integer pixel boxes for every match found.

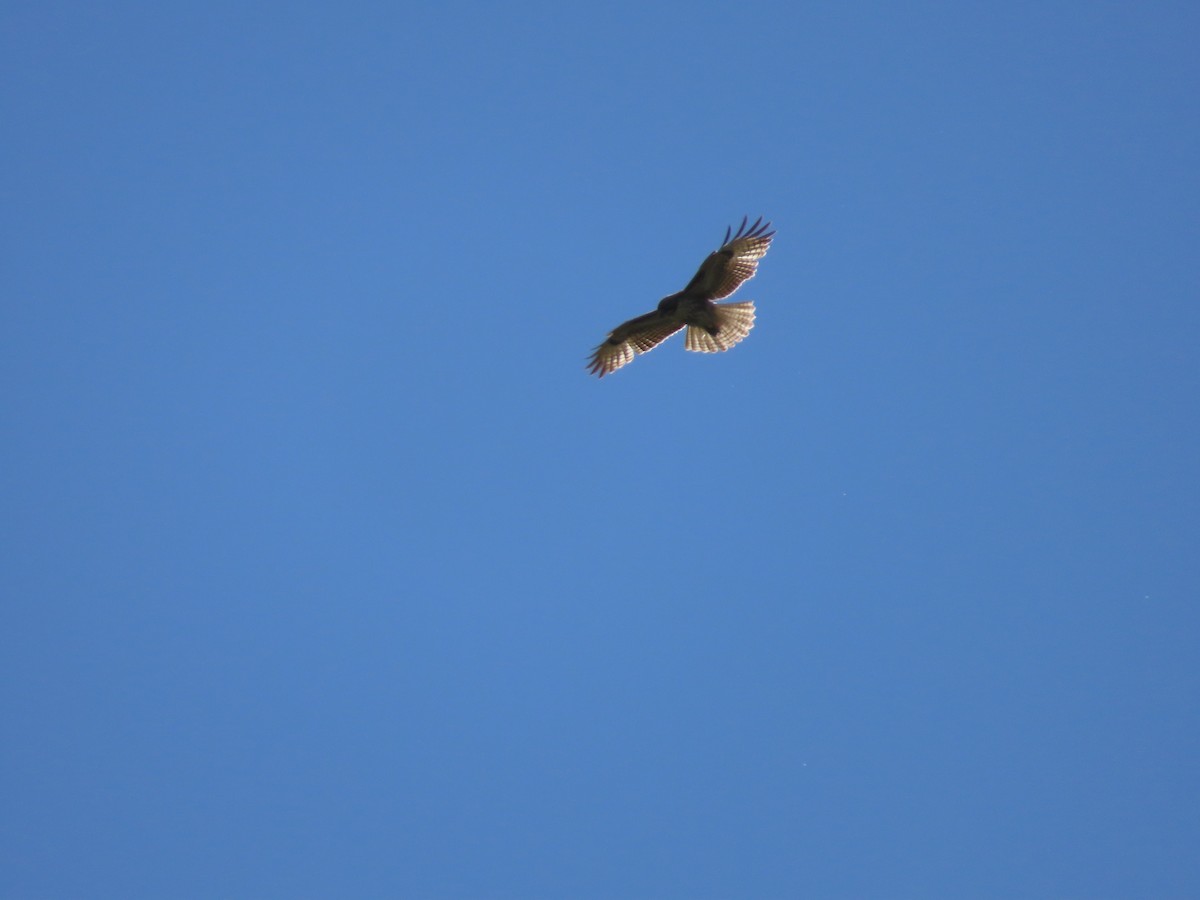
[587,216,775,377]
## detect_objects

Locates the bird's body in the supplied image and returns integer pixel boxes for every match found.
[587,217,775,377]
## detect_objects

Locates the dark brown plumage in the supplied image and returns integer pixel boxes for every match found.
[587,217,775,377]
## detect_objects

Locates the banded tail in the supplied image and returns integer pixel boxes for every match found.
[685,301,756,353]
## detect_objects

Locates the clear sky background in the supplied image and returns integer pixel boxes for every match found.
[3,3,1198,898]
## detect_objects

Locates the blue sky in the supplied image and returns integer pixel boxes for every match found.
[3,2,1198,897]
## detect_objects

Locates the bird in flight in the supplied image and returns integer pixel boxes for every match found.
[587,216,775,377]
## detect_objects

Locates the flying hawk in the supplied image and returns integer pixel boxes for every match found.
[587,216,775,377]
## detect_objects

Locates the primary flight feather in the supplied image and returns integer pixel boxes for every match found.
[587,216,775,377]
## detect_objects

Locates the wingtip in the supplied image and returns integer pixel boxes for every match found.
[727,215,773,244]
[585,350,607,377]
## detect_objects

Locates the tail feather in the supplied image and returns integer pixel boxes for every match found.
[685,301,756,353]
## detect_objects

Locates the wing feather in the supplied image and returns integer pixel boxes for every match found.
[681,217,775,300]
[587,310,685,377]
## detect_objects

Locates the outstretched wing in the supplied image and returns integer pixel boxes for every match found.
[680,216,775,300]
[587,309,685,377]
